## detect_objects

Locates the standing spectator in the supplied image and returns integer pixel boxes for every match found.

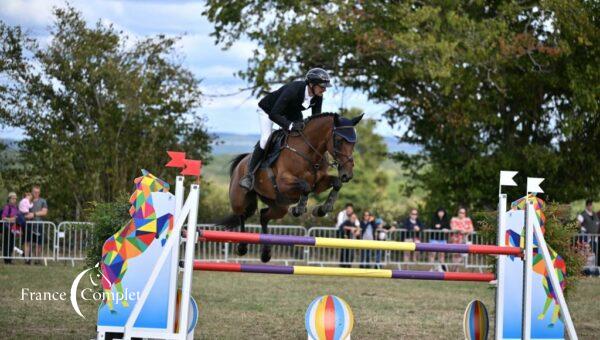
[373,215,387,269]
[450,207,474,267]
[577,200,599,268]
[1,192,19,264]
[402,209,424,263]
[336,203,358,230]
[338,213,359,267]
[23,185,48,265]
[359,211,377,268]
[428,208,450,271]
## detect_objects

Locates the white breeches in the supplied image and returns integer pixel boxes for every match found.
[258,110,273,149]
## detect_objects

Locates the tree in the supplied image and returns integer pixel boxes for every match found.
[203,0,600,209]
[0,6,212,219]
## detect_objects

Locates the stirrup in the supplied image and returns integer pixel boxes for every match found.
[239,174,254,190]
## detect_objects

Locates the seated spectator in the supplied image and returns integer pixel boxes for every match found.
[450,207,474,267]
[359,211,377,268]
[577,199,599,268]
[1,192,19,264]
[403,208,423,263]
[428,208,450,271]
[338,213,359,267]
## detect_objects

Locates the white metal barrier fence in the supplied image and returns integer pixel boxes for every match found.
[0,221,598,271]
[1,221,56,265]
[55,222,94,265]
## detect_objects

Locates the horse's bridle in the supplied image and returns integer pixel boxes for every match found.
[283,124,355,172]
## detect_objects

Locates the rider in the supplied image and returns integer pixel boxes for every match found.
[239,68,332,190]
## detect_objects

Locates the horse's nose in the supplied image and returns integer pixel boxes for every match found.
[341,174,350,182]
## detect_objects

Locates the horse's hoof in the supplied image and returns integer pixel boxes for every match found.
[237,243,248,256]
[312,206,327,217]
[261,248,272,263]
[290,205,306,217]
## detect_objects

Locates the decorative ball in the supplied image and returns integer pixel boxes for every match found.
[305,295,354,340]
[463,299,489,340]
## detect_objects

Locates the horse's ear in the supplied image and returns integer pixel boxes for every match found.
[351,113,364,126]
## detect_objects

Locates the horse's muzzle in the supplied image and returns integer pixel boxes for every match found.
[340,173,352,183]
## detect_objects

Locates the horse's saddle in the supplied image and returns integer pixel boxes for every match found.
[260,129,286,169]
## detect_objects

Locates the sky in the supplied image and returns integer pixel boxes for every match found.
[0,0,397,139]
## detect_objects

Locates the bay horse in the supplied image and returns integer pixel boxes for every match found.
[222,112,363,262]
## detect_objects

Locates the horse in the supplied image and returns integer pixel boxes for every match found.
[221,112,363,262]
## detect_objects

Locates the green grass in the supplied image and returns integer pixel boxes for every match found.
[0,263,598,339]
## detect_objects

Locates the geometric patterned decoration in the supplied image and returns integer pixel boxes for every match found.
[507,195,567,327]
[100,170,173,311]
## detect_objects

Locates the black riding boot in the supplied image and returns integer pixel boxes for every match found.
[239,145,265,190]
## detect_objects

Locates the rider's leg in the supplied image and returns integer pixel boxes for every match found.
[240,111,271,190]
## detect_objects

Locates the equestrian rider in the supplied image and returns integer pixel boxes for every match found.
[239,68,332,190]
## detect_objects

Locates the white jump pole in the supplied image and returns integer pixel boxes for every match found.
[521,201,534,340]
[177,183,200,339]
[496,170,518,340]
[494,193,507,340]
[532,222,578,339]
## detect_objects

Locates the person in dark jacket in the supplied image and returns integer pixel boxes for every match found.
[239,68,331,190]
[428,208,450,271]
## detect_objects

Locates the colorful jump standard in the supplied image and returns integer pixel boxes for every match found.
[193,261,496,282]
[198,229,522,256]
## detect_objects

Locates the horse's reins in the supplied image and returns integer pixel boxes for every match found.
[283,125,354,173]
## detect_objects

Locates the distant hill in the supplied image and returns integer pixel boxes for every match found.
[211,132,420,155]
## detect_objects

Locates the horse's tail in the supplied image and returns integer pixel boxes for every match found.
[229,153,249,177]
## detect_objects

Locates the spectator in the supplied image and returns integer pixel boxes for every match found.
[428,208,450,271]
[1,192,19,264]
[17,192,32,230]
[23,185,48,265]
[403,208,424,263]
[336,203,358,230]
[359,211,377,268]
[577,200,599,268]
[338,213,359,267]
[450,207,474,267]
[373,215,387,269]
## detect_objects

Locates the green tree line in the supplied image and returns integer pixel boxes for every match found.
[203,0,599,210]
[0,6,212,220]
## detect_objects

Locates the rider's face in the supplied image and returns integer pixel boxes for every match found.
[313,84,326,97]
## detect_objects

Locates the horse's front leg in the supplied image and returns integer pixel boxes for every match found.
[289,179,311,217]
[312,175,342,217]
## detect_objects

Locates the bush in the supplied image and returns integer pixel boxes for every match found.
[85,196,130,268]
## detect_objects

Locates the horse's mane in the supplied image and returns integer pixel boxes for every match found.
[303,112,338,124]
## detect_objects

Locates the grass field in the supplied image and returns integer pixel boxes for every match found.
[0,263,598,339]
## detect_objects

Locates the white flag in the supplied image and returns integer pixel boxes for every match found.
[526,177,545,193]
[499,171,518,187]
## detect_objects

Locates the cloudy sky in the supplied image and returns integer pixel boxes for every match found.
[0,0,396,139]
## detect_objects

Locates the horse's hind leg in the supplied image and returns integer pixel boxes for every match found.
[259,205,288,263]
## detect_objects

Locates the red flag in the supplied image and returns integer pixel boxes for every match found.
[181,159,202,177]
[166,151,186,168]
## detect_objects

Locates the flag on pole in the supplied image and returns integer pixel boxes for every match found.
[499,171,518,187]
[526,177,545,194]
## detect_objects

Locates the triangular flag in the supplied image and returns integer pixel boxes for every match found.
[499,171,518,187]
[181,159,202,176]
[526,177,545,193]
[166,151,186,168]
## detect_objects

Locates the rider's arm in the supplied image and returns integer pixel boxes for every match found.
[311,96,322,115]
[269,85,297,129]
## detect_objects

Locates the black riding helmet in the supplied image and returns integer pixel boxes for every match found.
[305,68,332,87]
